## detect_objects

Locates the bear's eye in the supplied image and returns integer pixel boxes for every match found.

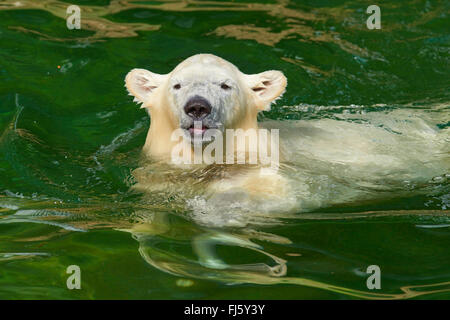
[173,84,181,90]
[220,83,231,90]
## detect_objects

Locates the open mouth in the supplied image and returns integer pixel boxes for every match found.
[188,123,209,136]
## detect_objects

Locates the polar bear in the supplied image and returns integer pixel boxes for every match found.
[125,54,286,163]
[124,54,449,227]
[125,54,292,207]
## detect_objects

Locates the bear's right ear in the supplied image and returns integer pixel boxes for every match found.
[125,68,167,107]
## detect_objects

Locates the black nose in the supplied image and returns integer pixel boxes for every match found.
[184,96,211,119]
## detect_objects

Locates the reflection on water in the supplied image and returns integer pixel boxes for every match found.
[1,0,160,41]
[0,0,428,60]
[0,0,449,299]
[1,197,450,299]
[135,227,450,299]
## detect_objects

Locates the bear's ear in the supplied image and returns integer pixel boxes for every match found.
[245,70,287,111]
[125,68,167,107]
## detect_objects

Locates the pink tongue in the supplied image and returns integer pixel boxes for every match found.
[190,127,206,134]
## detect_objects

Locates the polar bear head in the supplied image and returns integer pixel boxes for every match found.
[125,54,286,157]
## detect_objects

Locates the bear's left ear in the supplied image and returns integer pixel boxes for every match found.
[245,70,287,111]
[125,68,168,107]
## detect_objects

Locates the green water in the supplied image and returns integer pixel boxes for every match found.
[0,0,449,299]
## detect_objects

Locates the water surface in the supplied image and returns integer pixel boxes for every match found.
[0,0,449,299]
